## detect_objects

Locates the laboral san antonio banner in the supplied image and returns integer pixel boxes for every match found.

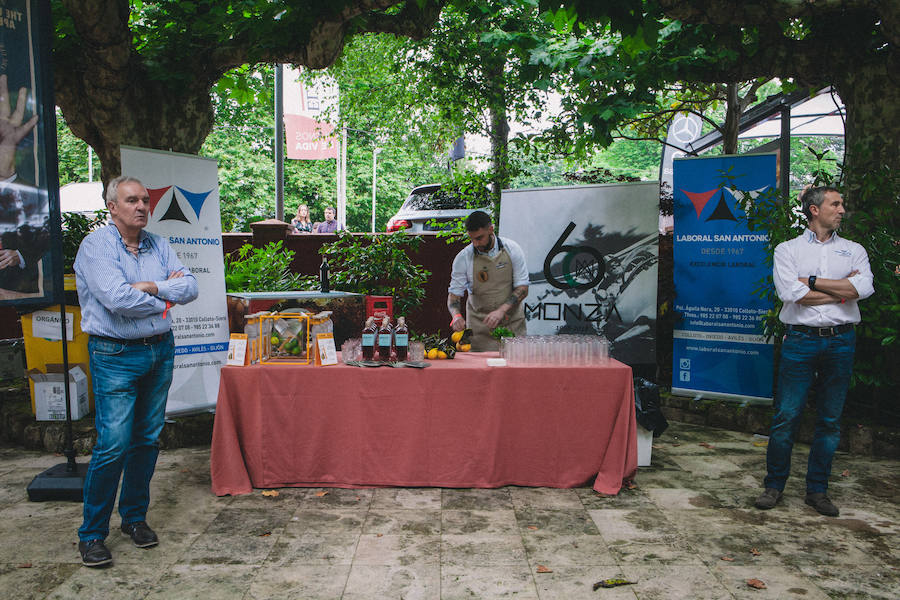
[121,146,229,416]
[672,154,776,402]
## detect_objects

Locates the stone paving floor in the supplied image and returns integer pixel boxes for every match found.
[0,421,898,599]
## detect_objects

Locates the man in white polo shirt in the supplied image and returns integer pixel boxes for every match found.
[755,186,874,517]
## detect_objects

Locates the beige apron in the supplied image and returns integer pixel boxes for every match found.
[467,239,526,351]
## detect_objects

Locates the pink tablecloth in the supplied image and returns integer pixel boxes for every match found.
[210,352,637,496]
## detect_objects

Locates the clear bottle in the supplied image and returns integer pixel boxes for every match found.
[361,317,377,360]
[394,317,409,361]
[377,316,393,362]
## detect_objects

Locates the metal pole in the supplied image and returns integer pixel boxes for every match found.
[275,64,284,221]
[371,148,380,233]
[87,147,93,183]
[340,127,348,228]
[780,106,791,198]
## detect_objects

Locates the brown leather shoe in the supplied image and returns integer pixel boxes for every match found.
[754,488,782,510]
[805,493,839,517]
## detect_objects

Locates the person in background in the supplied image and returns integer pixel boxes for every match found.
[290,204,313,233]
[447,210,528,351]
[75,176,198,567]
[754,186,874,517]
[313,206,341,233]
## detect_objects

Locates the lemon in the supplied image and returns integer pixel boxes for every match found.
[271,335,280,346]
[460,343,471,352]
[450,331,464,343]
[427,348,439,360]
[437,350,447,359]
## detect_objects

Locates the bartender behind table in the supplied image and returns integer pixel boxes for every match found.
[447,210,529,351]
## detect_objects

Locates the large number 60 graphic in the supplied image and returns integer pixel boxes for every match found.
[542,222,606,291]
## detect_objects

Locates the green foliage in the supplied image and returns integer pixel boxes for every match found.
[62,210,107,272]
[55,110,100,185]
[223,241,309,292]
[318,232,430,316]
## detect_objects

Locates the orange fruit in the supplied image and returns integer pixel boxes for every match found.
[437,350,447,359]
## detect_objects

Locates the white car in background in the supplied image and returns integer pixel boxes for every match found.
[385,184,489,233]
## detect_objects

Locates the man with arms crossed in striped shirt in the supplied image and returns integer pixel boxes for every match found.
[75,176,198,567]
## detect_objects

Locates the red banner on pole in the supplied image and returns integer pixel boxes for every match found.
[284,115,337,160]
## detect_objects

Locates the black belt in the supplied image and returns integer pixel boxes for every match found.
[788,324,854,337]
[91,333,169,345]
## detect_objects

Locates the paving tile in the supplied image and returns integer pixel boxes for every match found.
[264,532,359,566]
[363,508,441,536]
[530,565,637,600]
[442,487,513,510]
[441,534,528,567]
[143,563,257,600]
[441,508,519,535]
[604,537,704,566]
[795,564,900,599]
[181,531,278,565]
[246,564,351,600]
[515,508,600,536]
[509,486,585,510]
[0,563,80,600]
[286,508,366,534]
[353,533,441,566]
[45,561,166,600]
[521,532,617,567]
[711,564,832,599]
[587,508,679,541]
[621,564,734,599]
[371,487,441,510]
[441,564,539,599]
[342,563,440,599]
[297,487,374,509]
[575,485,656,510]
[204,506,294,535]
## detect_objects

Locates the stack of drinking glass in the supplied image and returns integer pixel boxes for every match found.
[499,335,609,366]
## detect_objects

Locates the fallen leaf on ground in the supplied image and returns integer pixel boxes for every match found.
[17,563,32,568]
[536,565,553,573]
[699,442,715,449]
[746,578,767,589]
[752,440,768,447]
[720,556,735,562]
[652,444,661,449]
[314,490,329,497]
[180,468,190,473]
[750,548,761,556]
[841,470,850,477]
[671,443,681,447]
[258,531,271,537]
[261,490,279,497]
[376,533,383,537]
[527,525,538,530]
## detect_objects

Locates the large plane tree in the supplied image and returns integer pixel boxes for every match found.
[51,0,444,182]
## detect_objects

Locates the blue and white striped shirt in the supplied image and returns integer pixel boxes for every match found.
[75,224,198,339]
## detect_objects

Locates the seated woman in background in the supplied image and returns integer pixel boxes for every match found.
[290,204,313,233]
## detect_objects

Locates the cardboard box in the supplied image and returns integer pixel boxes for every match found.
[29,364,90,421]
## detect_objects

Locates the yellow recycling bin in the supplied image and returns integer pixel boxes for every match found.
[21,306,94,415]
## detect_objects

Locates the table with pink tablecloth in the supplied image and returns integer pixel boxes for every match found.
[210,352,637,496]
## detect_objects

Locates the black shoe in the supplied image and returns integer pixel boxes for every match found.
[805,492,839,517]
[79,539,112,567]
[121,521,159,548]
[754,488,783,510]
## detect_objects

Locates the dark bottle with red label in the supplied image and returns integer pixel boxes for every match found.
[377,316,393,361]
[394,317,409,361]
[361,317,376,360]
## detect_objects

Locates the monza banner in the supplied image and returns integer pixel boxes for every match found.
[121,146,229,416]
[500,182,659,368]
[671,154,776,402]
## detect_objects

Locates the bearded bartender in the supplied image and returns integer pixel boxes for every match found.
[447,210,529,351]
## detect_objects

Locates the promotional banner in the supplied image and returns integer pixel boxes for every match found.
[120,146,229,415]
[283,67,338,160]
[0,0,59,305]
[500,183,659,367]
[672,154,776,402]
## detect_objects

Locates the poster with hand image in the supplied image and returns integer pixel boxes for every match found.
[0,0,58,305]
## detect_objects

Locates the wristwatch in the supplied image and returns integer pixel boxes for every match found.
[808,275,817,291]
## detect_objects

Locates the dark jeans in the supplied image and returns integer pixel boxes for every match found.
[79,332,174,542]
[764,328,855,494]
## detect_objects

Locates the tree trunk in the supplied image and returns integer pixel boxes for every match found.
[721,82,740,155]
[484,56,510,227]
[834,65,900,208]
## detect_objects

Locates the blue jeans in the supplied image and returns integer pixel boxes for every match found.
[79,333,175,542]
[764,328,855,494]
